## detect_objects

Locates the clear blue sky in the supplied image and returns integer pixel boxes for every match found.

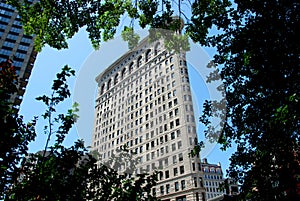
[19,28,236,175]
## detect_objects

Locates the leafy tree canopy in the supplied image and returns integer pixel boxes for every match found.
[0,60,37,196]
[0,60,158,200]
[7,0,180,50]
[4,0,300,200]
[188,1,300,200]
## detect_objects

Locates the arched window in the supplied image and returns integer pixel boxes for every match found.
[137,56,142,68]
[121,68,127,78]
[100,84,105,94]
[114,74,119,84]
[145,49,151,62]
[154,42,161,55]
[129,62,134,73]
[107,79,112,90]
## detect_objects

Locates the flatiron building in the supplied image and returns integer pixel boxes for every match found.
[93,35,206,201]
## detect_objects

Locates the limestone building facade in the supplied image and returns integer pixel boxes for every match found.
[92,35,206,201]
[201,158,239,200]
[201,158,225,200]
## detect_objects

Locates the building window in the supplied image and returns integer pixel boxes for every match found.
[181,180,186,190]
[173,89,177,96]
[165,158,169,166]
[172,143,176,151]
[166,67,169,73]
[121,68,127,79]
[167,83,171,90]
[152,163,155,170]
[137,56,142,68]
[174,168,178,176]
[173,155,177,163]
[152,188,156,196]
[145,49,151,62]
[175,182,179,191]
[170,121,174,129]
[179,153,183,161]
[178,141,182,149]
[166,75,170,81]
[169,111,173,118]
[160,186,164,195]
[159,160,163,169]
[176,129,181,137]
[175,108,179,116]
[165,170,169,178]
[100,84,105,94]
[180,165,184,174]
[166,184,170,194]
[171,132,175,140]
[129,62,133,73]
[192,163,196,171]
[171,73,175,79]
[168,101,172,108]
[174,98,178,105]
[140,146,143,153]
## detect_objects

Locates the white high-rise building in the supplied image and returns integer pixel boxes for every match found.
[92,34,206,201]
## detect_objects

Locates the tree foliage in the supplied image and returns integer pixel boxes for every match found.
[0,60,37,196]
[0,60,158,200]
[6,0,181,51]
[121,26,140,50]
[5,0,300,200]
[188,1,300,200]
